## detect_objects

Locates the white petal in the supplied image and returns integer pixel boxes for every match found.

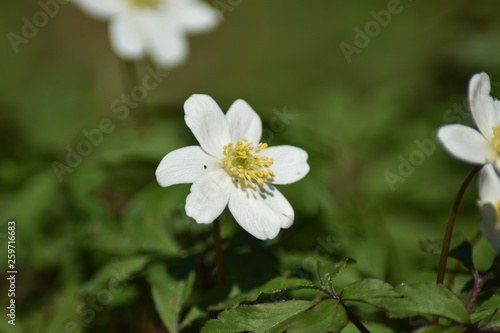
[436,124,493,165]
[262,146,310,185]
[228,185,294,240]
[185,168,231,224]
[109,11,145,59]
[468,72,500,140]
[169,0,220,33]
[73,0,126,19]
[155,146,220,187]
[184,95,231,158]
[143,12,188,67]
[479,164,500,203]
[479,204,500,251]
[226,99,262,144]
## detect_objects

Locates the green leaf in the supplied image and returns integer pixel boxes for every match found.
[413,325,465,333]
[122,186,180,255]
[481,309,500,331]
[471,294,500,325]
[80,256,149,295]
[43,283,83,333]
[222,277,316,308]
[180,306,206,330]
[148,262,195,333]
[419,234,467,257]
[489,254,500,276]
[287,299,348,333]
[341,278,401,300]
[201,300,316,333]
[317,258,356,290]
[448,241,474,270]
[341,279,416,317]
[392,283,470,324]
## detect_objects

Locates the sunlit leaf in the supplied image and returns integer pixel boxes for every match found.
[413,325,465,333]
[341,278,400,300]
[287,299,348,333]
[223,276,317,307]
[471,294,500,325]
[201,300,316,333]
[391,283,470,323]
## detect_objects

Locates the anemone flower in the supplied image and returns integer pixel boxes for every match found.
[478,164,500,251]
[155,95,310,240]
[437,72,500,170]
[73,0,220,67]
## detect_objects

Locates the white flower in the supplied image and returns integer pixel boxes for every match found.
[437,72,500,170]
[155,95,310,240]
[73,0,220,67]
[478,164,500,251]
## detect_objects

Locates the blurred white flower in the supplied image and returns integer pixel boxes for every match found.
[437,72,500,171]
[478,164,500,251]
[155,95,310,240]
[73,0,220,67]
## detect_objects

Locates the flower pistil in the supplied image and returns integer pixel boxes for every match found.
[222,138,274,189]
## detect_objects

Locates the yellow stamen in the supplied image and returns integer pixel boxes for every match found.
[129,0,160,8]
[495,200,500,225]
[222,138,274,189]
[493,125,500,157]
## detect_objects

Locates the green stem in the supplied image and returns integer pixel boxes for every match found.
[436,166,480,285]
[314,283,370,333]
[121,60,148,129]
[212,217,224,283]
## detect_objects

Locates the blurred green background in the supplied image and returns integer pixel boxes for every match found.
[1,0,500,332]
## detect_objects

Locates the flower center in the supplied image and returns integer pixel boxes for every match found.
[495,200,500,226]
[492,125,500,156]
[129,0,160,8]
[222,138,274,189]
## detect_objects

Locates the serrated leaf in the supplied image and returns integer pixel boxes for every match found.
[341,279,416,317]
[317,258,355,289]
[341,278,400,300]
[201,300,316,333]
[419,234,467,256]
[413,325,465,333]
[392,283,470,324]
[148,262,195,333]
[223,277,316,307]
[471,294,500,325]
[482,310,500,330]
[287,299,348,333]
[80,256,149,295]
